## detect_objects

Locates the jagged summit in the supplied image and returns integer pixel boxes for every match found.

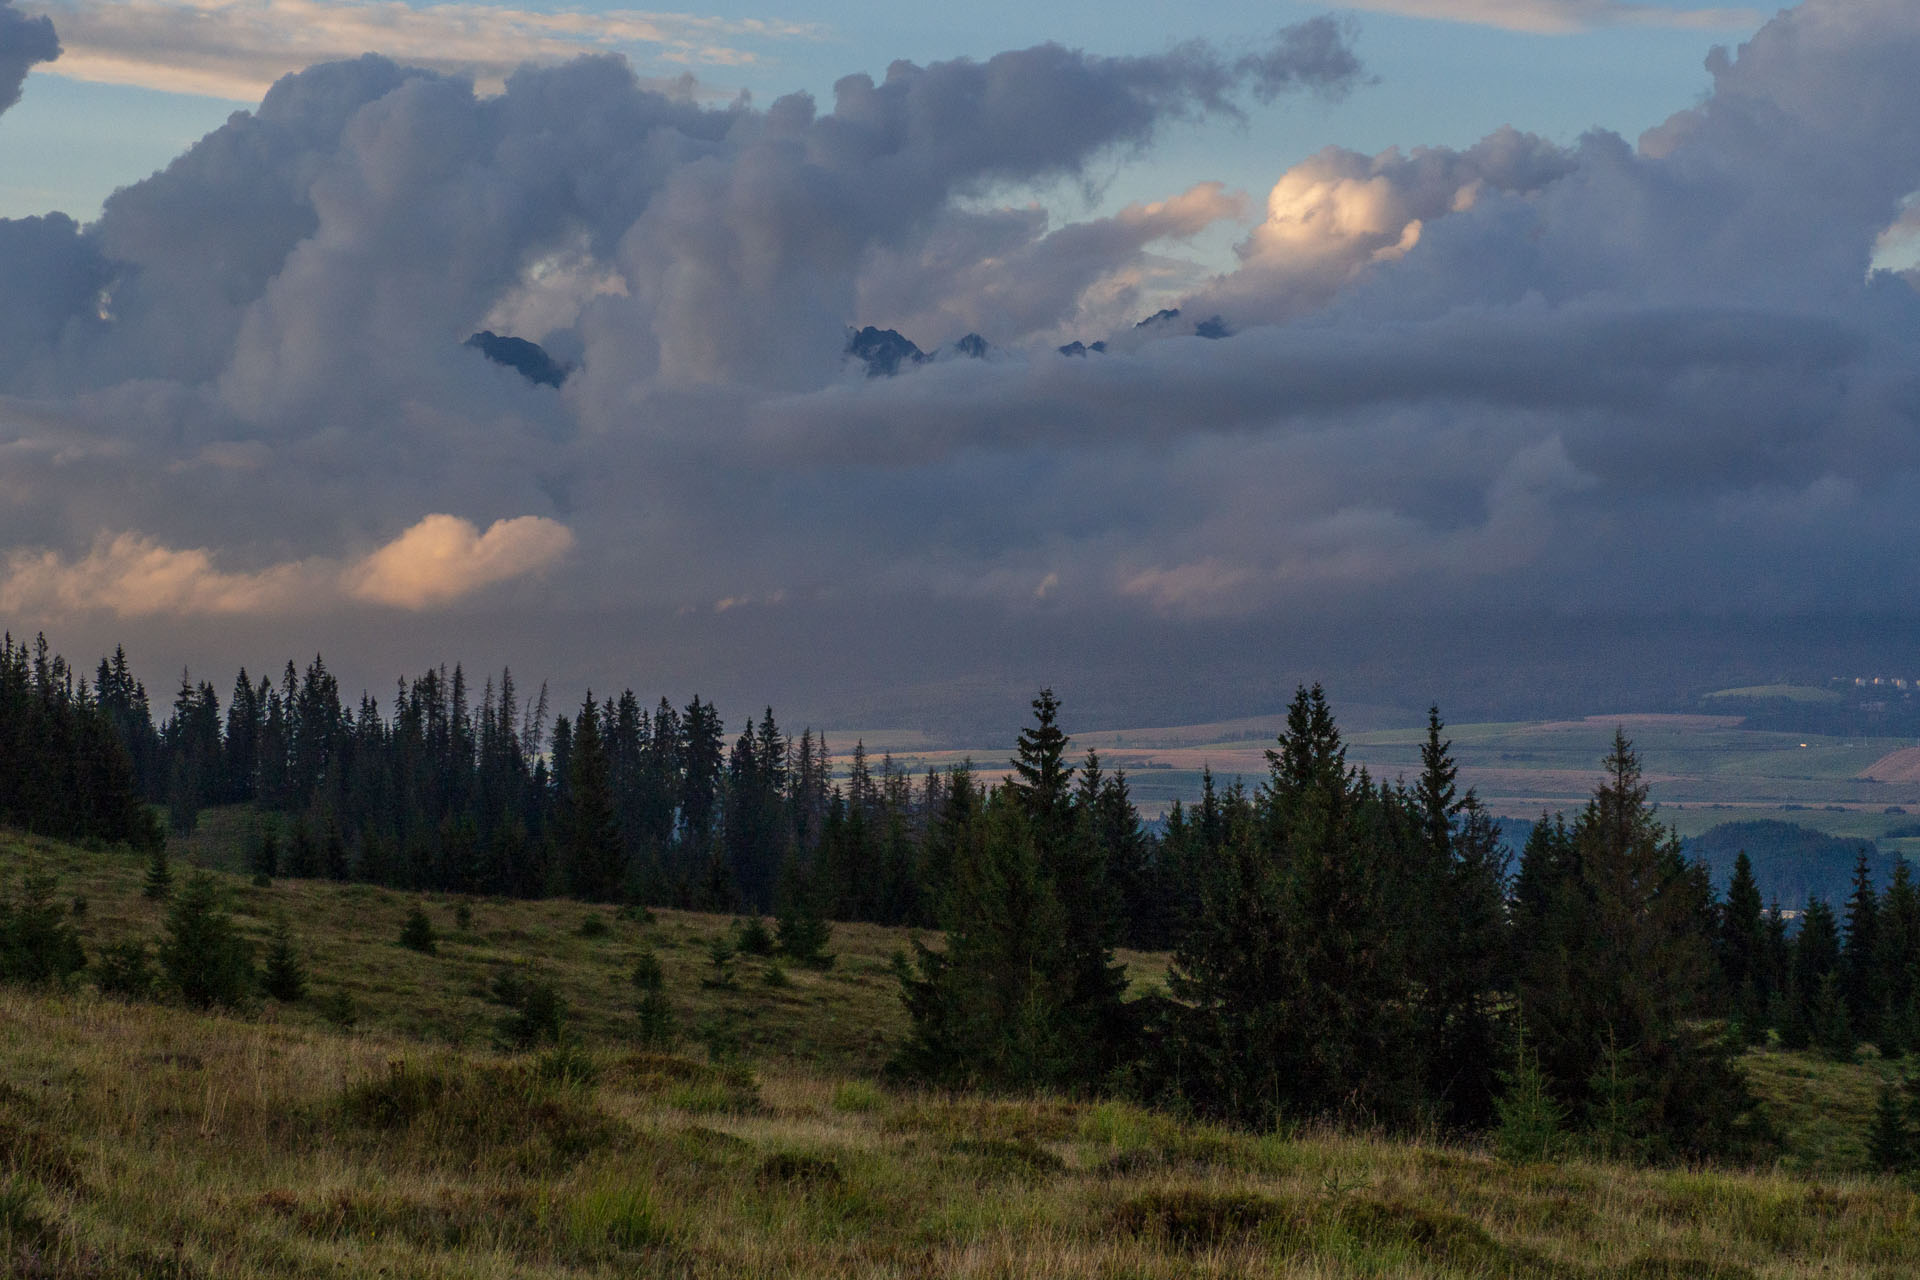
[846,326,928,377]
[848,327,1000,375]
[464,331,570,388]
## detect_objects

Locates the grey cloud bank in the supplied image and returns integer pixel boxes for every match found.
[0,1,1917,731]
[0,0,58,116]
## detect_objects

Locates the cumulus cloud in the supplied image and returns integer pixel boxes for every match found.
[7,2,1920,723]
[0,0,60,116]
[0,533,316,617]
[346,514,575,609]
[1338,0,1760,36]
[35,0,821,100]
[0,516,573,617]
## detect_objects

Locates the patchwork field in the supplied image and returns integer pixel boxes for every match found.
[836,712,1920,831]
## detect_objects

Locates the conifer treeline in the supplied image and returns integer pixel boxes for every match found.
[899,688,1771,1158]
[2,639,1177,934]
[1715,844,1920,1061]
[0,635,158,848]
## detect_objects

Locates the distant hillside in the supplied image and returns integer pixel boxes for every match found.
[1495,816,1899,910]
[1685,820,1898,909]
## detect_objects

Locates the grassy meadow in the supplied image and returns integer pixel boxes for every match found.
[3,824,1919,1277]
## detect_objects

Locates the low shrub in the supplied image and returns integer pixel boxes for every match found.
[565,1179,673,1252]
[93,941,154,999]
[399,904,437,954]
[756,1151,844,1187]
[317,988,358,1030]
[0,872,86,986]
[1111,1188,1282,1249]
[335,1058,621,1171]
[492,969,567,1049]
[735,917,774,956]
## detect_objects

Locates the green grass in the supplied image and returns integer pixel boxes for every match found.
[3,825,1920,1277]
[1741,1048,1916,1176]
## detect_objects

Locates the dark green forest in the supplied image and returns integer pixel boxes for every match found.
[6,630,1920,1164]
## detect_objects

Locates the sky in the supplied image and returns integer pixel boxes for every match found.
[2,0,1919,739]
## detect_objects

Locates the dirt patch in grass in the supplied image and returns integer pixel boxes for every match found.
[757,1151,845,1187]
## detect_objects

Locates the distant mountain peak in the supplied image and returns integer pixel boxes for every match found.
[846,326,928,377]
[464,331,570,388]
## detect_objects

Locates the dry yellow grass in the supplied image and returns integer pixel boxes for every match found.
[2,826,1918,1277]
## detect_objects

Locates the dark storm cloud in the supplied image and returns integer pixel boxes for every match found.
[3,1,1920,722]
[1237,15,1369,103]
[0,0,58,117]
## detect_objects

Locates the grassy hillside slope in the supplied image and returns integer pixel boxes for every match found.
[2,829,1917,1278]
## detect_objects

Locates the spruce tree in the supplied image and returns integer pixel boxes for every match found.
[247,825,280,881]
[774,856,834,968]
[142,843,173,901]
[1720,852,1767,1039]
[399,903,437,954]
[895,791,1076,1089]
[260,916,308,1003]
[1879,861,1920,1056]
[1512,732,1763,1158]
[1009,689,1074,856]
[1867,1077,1911,1173]
[1790,897,1843,1051]
[1167,686,1426,1129]
[703,933,738,989]
[0,871,87,985]
[564,697,625,902]
[1843,852,1882,1046]
[1412,708,1509,1128]
[1812,972,1856,1062]
[1163,820,1294,1123]
[632,946,675,1047]
[1586,1028,1656,1163]
[323,819,351,882]
[159,871,254,1008]
[1494,1016,1564,1163]
[287,820,319,879]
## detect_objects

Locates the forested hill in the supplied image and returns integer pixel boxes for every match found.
[1499,814,1899,916]
[1686,820,1899,911]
